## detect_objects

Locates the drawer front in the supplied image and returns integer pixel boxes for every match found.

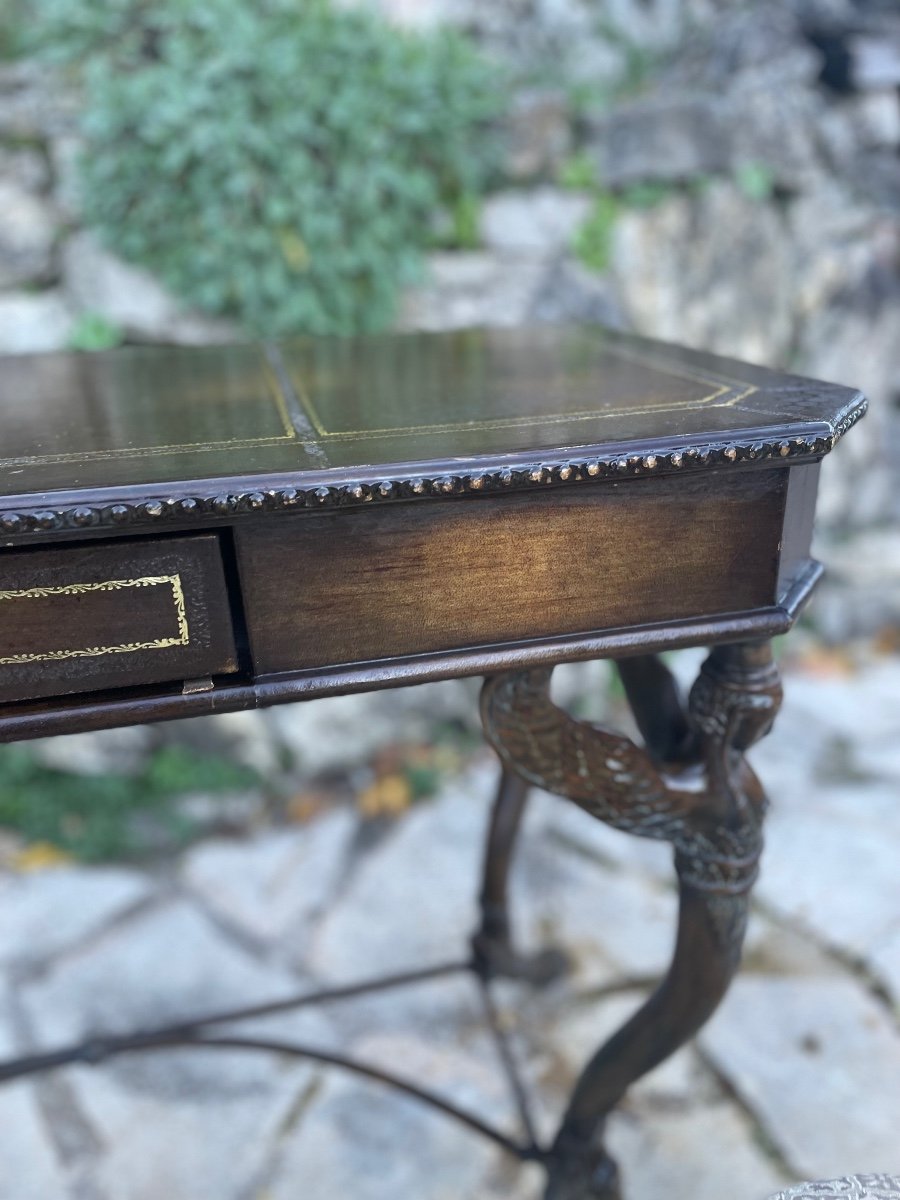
[235,469,788,677]
[0,534,238,703]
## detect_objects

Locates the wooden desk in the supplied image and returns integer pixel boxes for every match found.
[0,327,866,1199]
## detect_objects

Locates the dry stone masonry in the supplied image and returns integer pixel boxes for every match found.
[2,1,896,555]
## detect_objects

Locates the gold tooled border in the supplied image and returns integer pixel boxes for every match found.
[0,361,297,467]
[288,341,759,441]
[0,575,189,664]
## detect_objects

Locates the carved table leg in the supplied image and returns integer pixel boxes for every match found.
[472,766,569,985]
[481,642,782,1200]
[616,654,696,764]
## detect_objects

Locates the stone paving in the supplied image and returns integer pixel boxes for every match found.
[0,648,899,1200]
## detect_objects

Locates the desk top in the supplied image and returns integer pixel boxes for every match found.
[0,324,867,739]
[0,326,865,539]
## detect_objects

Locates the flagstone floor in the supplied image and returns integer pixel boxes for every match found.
[1,646,898,1200]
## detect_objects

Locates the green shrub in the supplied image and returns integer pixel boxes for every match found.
[734,161,776,202]
[557,151,597,192]
[0,744,258,861]
[0,0,29,59]
[34,0,503,335]
[572,190,619,273]
[67,311,124,351]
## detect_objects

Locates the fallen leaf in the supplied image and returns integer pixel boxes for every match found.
[793,643,856,678]
[357,773,412,818]
[285,790,331,824]
[872,627,900,656]
[13,841,73,872]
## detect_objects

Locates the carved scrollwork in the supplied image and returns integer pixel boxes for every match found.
[479,667,691,842]
[480,643,783,1200]
[481,642,782,899]
[0,410,865,540]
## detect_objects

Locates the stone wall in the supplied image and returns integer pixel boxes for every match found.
[1,0,898,565]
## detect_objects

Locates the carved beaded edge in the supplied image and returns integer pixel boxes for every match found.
[0,400,867,539]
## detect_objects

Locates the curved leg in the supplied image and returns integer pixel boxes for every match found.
[616,654,695,764]
[472,765,569,984]
[545,867,755,1198]
[481,642,782,1200]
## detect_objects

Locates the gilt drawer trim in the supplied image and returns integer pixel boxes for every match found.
[0,575,189,664]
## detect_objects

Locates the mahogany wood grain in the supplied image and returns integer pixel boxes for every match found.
[235,470,787,676]
[0,326,865,733]
[0,565,821,744]
[0,327,869,1200]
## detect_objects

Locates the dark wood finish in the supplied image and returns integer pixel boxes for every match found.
[0,326,868,1200]
[0,534,237,703]
[0,325,860,737]
[0,555,822,743]
[0,328,864,543]
[481,644,783,1199]
[0,342,319,490]
[0,328,859,728]
[236,470,786,676]
[471,767,568,986]
[778,462,821,594]
[616,654,695,763]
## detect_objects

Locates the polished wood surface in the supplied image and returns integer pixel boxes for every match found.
[0,327,869,1200]
[0,534,237,703]
[236,470,785,675]
[0,325,865,737]
[0,568,821,743]
[0,327,863,501]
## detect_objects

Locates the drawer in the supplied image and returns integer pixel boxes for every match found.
[0,534,238,703]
